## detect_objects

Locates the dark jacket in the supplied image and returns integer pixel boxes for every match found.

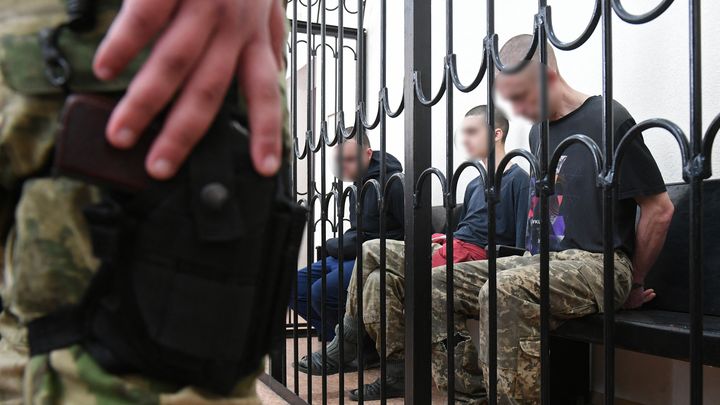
[325,151,405,259]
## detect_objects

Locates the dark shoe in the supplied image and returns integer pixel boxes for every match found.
[348,376,404,401]
[296,316,359,375]
[349,360,405,401]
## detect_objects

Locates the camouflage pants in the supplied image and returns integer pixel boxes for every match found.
[24,345,261,405]
[430,250,633,404]
[347,239,441,361]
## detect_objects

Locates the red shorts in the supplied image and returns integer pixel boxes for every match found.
[430,234,488,268]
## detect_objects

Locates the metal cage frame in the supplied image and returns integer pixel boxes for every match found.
[267,0,717,404]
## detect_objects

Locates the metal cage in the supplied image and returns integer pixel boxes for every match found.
[265,0,716,404]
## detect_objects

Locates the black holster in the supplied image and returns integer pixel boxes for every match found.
[28,96,306,394]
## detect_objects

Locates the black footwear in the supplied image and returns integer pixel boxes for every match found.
[349,376,404,401]
[296,316,360,375]
[296,334,382,375]
[349,360,404,401]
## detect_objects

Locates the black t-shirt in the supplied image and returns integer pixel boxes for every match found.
[526,96,665,256]
[454,164,530,249]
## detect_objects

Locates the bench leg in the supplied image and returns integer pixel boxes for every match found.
[550,336,591,405]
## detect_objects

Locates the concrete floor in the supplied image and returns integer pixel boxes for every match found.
[257,336,448,404]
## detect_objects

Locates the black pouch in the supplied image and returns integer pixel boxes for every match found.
[29,90,306,394]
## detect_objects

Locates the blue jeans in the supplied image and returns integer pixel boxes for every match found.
[289,257,355,342]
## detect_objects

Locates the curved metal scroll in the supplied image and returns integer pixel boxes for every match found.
[547,135,604,193]
[544,1,601,50]
[612,0,675,25]
[448,51,488,93]
[414,167,449,207]
[495,149,542,198]
[450,161,488,208]
[611,118,690,184]
[702,112,720,179]
[489,26,540,74]
[414,64,448,107]
[382,173,406,211]
[359,100,382,130]
[381,86,405,118]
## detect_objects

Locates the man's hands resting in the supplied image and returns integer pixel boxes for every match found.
[93,0,286,180]
[624,286,657,310]
[623,192,674,310]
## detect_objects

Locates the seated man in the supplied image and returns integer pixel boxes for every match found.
[289,129,404,344]
[299,106,529,401]
[430,35,674,404]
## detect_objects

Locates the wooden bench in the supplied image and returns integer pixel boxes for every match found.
[431,179,720,403]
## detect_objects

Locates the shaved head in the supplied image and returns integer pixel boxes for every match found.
[498,34,559,74]
[494,34,565,122]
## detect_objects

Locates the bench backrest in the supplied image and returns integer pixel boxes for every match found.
[430,205,464,234]
[645,179,720,316]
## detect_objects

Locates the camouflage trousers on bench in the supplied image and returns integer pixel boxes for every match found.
[430,249,632,404]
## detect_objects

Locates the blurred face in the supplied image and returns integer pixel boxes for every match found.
[337,140,372,181]
[496,66,560,123]
[461,115,490,160]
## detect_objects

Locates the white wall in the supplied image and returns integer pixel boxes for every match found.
[288,0,720,402]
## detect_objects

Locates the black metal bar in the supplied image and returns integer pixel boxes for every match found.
[688,0,703,403]
[356,2,367,402]
[319,2,329,402]
[291,0,300,396]
[306,0,315,402]
[535,3,552,404]
[259,373,310,405]
[444,0,455,403]
[404,0,433,403]
[485,2,499,404]
[270,346,285,384]
[379,0,389,403]
[600,1,615,404]
[336,1,346,404]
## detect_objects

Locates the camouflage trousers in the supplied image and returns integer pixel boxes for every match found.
[344,239,441,361]
[430,250,633,404]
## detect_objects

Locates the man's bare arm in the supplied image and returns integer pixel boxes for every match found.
[624,192,674,309]
[93,0,286,180]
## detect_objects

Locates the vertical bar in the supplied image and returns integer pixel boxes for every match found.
[355,2,366,403]
[379,0,389,403]
[270,347,285,384]
[485,2,499,404]
[444,0,455,404]
[291,0,300,395]
[600,1,615,404]
[319,2,329,403]
[336,3,346,405]
[306,1,315,403]
[688,0,703,403]
[404,0,433,402]
[535,3,551,403]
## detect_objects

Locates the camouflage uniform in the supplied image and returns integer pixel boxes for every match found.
[430,250,633,404]
[349,239,440,361]
[0,1,288,403]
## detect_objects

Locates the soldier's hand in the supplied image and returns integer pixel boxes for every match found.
[623,286,656,309]
[93,0,286,179]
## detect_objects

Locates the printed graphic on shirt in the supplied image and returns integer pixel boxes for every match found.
[526,155,567,254]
